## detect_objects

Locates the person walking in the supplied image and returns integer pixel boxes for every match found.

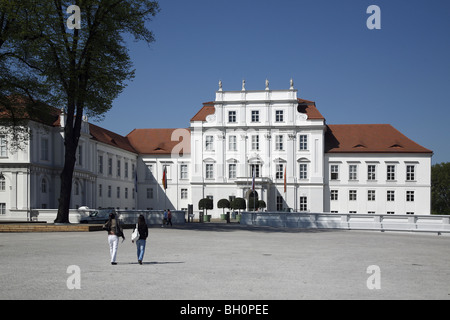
[162,209,168,227]
[166,209,172,227]
[102,212,125,265]
[132,214,148,264]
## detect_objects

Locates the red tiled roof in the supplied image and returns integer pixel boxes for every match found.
[325,124,432,154]
[190,102,215,122]
[89,123,137,154]
[126,128,191,155]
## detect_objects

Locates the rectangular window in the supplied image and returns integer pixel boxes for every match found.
[0,135,7,157]
[41,138,49,161]
[205,164,214,179]
[125,187,128,199]
[276,196,283,211]
[406,165,415,181]
[98,184,102,197]
[229,135,237,151]
[368,190,375,201]
[299,196,308,212]
[406,191,415,202]
[0,203,5,215]
[205,136,214,151]
[98,156,103,174]
[299,135,308,150]
[299,163,307,180]
[275,110,284,122]
[367,165,376,181]
[180,164,188,179]
[251,110,260,122]
[387,165,396,181]
[349,165,358,181]
[125,162,129,178]
[330,165,339,180]
[276,164,284,179]
[77,145,82,165]
[387,190,395,201]
[117,187,120,198]
[331,190,338,201]
[228,111,236,123]
[108,158,113,175]
[146,188,153,199]
[145,164,153,180]
[275,135,284,150]
[117,160,121,177]
[349,190,357,201]
[108,186,112,198]
[250,164,260,178]
[251,135,259,150]
[181,188,188,199]
[228,164,236,179]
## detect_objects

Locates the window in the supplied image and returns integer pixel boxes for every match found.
[387,211,395,215]
[251,110,259,122]
[299,135,308,150]
[0,135,7,157]
[108,158,113,175]
[228,164,236,179]
[99,184,102,197]
[275,135,284,150]
[41,138,49,161]
[276,164,284,179]
[275,110,284,122]
[146,188,153,199]
[205,164,214,179]
[349,165,358,181]
[180,164,188,179]
[368,190,375,201]
[387,165,396,181]
[205,136,214,151]
[331,190,338,201]
[229,135,237,151]
[228,111,236,123]
[330,165,339,180]
[406,191,415,202]
[299,163,307,180]
[145,164,153,180]
[0,203,5,215]
[406,212,415,215]
[299,196,307,212]
[0,176,5,191]
[250,164,260,178]
[77,144,82,165]
[276,196,283,211]
[387,190,395,201]
[349,190,357,201]
[117,160,121,177]
[367,165,376,181]
[41,179,47,193]
[108,186,112,198]
[125,162,129,178]
[181,189,188,199]
[406,165,415,181]
[251,135,259,150]
[98,156,103,174]
[74,181,79,195]
[117,187,120,198]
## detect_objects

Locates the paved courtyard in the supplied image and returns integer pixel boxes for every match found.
[1,224,449,300]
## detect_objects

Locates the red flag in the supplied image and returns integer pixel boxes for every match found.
[284,166,286,193]
[162,166,167,190]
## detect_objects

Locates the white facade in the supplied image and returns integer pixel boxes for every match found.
[0,81,433,220]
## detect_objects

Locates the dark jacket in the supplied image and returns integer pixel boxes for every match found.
[103,218,124,238]
[138,223,148,240]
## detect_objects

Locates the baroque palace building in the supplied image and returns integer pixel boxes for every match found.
[0,80,433,220]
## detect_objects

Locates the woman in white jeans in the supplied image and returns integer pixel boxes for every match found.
[103,213,125,265]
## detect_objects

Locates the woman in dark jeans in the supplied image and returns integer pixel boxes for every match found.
[132,215,149,264]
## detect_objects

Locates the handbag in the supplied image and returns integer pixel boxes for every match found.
[131,223,140,242]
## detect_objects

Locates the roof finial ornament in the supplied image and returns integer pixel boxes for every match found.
[242,79,246,91]
[265,78,269,90]
[290,78,294,90]
[218,80,222,91]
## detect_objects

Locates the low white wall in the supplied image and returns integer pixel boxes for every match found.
[241,212,450,234]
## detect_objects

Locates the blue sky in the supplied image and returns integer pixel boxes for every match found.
[97,0,450,164]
